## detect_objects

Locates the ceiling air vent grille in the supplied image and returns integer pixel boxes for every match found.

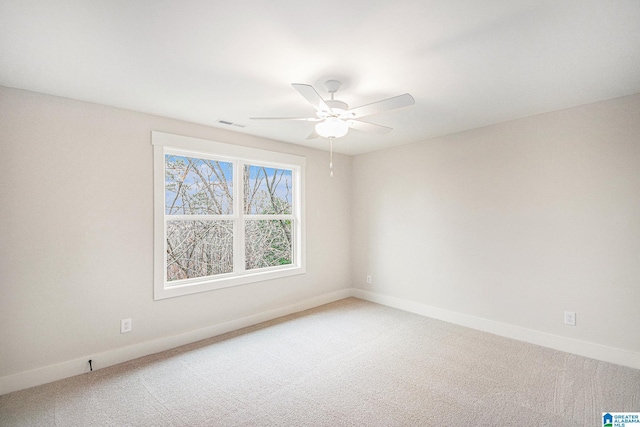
[217,120,246,128]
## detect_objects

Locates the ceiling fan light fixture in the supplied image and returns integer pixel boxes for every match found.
[315,117,349,138]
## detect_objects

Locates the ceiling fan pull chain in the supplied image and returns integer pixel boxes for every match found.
[329,137,334,178]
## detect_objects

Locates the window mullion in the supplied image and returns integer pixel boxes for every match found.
[234,160,245,275]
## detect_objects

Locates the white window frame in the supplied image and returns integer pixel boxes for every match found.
[152,131,306,300]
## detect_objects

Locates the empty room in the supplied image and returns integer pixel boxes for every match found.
[1,1,639,426]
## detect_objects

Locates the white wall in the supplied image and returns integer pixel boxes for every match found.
[0,86,352,384]
[351,93,640,355]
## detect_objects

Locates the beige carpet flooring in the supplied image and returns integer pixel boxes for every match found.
[1,297,639,426]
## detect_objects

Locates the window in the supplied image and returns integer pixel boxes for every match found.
[153,132,305,300]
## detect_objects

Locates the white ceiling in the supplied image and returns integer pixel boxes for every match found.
[1,1,639,155]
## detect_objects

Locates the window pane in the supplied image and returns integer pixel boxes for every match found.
[243,165,292,214]
[245,220,292,270]
[165,155,233,215]
[166,220,233,281]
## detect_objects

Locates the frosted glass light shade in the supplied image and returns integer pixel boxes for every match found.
[315,117,349,138]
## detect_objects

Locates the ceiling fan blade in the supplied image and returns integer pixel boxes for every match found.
[348,93,415,119]
[250,117,318,121]
[292,83,332,112]
[347,120,393,135]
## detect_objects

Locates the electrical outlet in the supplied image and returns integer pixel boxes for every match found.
[366,275,372,284]
[564,311,576,326]
[121,318,132,333]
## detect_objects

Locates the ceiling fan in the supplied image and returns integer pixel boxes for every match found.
[250,80,415,140]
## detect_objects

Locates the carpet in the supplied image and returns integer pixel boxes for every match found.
[1,297,638,426]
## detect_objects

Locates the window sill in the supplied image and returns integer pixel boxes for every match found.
[153,265,306,300]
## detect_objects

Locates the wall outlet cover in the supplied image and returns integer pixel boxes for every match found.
[564,311,576,326]
[121,318,132,333]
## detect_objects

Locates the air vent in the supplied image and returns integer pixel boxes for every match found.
[217,120,246,128]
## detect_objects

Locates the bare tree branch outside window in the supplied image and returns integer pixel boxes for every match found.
[164,155,294,282]
[165,155,233,281]
[244,165,293,270]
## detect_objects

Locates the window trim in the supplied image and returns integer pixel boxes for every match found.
[152,131,306,300]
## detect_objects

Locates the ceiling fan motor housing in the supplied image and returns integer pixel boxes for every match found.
[325,99,348,112]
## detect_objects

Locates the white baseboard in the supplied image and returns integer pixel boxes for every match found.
[350,288,640,370]
[0,289,351,396]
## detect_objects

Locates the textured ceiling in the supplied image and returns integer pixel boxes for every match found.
[1,0,639,155]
